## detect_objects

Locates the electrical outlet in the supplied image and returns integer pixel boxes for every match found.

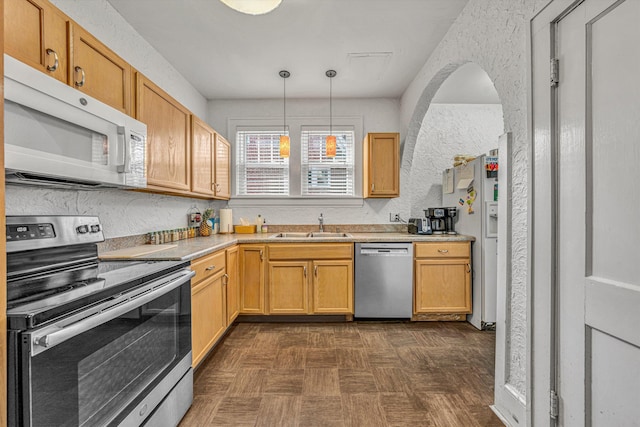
[389,213,401,222]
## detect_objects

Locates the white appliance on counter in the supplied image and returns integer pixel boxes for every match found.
[442,153,498,330]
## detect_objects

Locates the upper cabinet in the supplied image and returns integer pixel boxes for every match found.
[191,116,216,198]
[5,0,70,84]
[71,25,132,115]
[214,134,231,200]
[363,132,400,198]
[136,73,191,193]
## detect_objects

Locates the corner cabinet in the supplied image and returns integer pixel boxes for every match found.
[363,132,400,198]
[190,116,216,198]
[414,242,472,320]
[71,25,132,115]
[266,244,354,315]
[214,134,231,200]
[136,73,191,193]
[5,0,70,84]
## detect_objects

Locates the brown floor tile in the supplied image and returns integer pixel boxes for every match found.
[336,348,369,369]
[264,369,305,395]
[240,347,278,368]
[273,347,307,369]
[379,392,433,427]
[303,368,340,396]
[255,395,302,427]
[371,367,410,393]
[306,348,338,368]
[299,396,345,427]
[342,394,388,427]
[178,394,221,426]
[309,331,336,348]
[338,369,378,394]
[226,368,268,397]
[209,396,262,426]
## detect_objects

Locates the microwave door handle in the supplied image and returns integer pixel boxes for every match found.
[32,270,194,355]
[116,126,130,173]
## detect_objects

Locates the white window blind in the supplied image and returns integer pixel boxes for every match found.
[301,128,355,196]
[236,130,289,195]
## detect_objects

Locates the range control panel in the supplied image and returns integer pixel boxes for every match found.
[6,223,55,241]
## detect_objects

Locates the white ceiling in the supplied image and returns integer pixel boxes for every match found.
[432,63,501,104]
[107,0,470,100]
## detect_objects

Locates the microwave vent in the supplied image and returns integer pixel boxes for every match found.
[5,171,113,190]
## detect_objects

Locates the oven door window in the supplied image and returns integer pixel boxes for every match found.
[26,284,190,427]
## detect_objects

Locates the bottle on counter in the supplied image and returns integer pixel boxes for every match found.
[261,220,268,233]
[256,214,263,233]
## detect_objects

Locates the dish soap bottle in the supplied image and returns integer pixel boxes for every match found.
[261,219,268,233]
[256,214,263,233]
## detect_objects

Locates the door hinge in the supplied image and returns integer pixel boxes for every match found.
[550,390,559,420]
[550,58,560,87]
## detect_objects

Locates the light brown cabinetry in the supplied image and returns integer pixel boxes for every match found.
[225,245,240,325]
[414,242,472,319]
[190,250,226,367]
[239,245,266,314]
[190,116,216,198]
[71,25,131,114]
[266,244,353,315]
[214,134,231,199]
[136,73,191,193]
[5,0,70,84]
[363,132,400,198]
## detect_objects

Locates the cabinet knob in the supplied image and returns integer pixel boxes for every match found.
[304,266,307,277]
[466,264,471,273]
[74,66,86,87]
[259,250,263,261]
[223,273,229,285]
[205,265,216,271]
[314,265,318,277]
[438,249,449,254]
[46,48,59,72]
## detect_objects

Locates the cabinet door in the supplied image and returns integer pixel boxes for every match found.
[268,261,309,314]
[191,116,215,197]
[414,259,471,314]
[72,25,131,114]
[5,0,69,83]
[239,245,265,314]
[137,73,191,192]
[364,133,399,198]
[312,260,353,314]
[191,273,226,367]
[225,246,240,325]
[214,133,231,200]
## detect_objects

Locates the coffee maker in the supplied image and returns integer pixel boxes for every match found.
[444,207,457,235]
[424,208,446,234]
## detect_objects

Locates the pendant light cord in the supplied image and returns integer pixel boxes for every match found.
[279,70,290,137]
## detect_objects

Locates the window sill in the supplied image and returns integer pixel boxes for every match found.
[228,197,364,208]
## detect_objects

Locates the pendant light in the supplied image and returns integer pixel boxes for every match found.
[325,70,337,158]
[220,0,282,15]
[279,70,290,158]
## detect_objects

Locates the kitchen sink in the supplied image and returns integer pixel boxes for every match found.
[269,232,352,238]
[308,232,352,238]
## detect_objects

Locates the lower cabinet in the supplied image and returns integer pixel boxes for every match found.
[190,245,240,367]
[239,244,266,314]
[266,244,354,315]
[414,242,472,317]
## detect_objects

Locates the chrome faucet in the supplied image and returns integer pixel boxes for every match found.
[318,213,324,232]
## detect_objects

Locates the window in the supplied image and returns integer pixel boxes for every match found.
[301,128,355,196]
[236,130,289,195]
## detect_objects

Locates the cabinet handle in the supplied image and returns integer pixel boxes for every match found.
[46,48,59,72]
[466,264,471,273]
[314,265,318,277]
[438,249,449,254]
[74,66,86,87]
[211,183,216,191]
[259,250,263,261]
[205,265,216,271]
[223,273,229,285]
[304,266,307,277]
[371,183,375,192]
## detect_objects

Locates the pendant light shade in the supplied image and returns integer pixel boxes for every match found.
[279,70,290,158]
[325,70,337,158]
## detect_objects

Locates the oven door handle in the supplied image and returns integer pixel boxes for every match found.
[32,269,195,355]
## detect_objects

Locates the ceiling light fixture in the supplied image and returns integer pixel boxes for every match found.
[279,70,290,158]
[220,0,282,15]
[325,70,337,158]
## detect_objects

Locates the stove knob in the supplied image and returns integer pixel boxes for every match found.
[90,224,101,233]
[76,225,89,234]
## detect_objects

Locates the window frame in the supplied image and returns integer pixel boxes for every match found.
[228,116,363,207]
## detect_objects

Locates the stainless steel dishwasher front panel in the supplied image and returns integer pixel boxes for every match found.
[354,243,413,318]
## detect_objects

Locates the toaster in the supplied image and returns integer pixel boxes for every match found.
[408,218,432,235]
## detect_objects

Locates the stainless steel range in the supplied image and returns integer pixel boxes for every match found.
[6,216,195,427]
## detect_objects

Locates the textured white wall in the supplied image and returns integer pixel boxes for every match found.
[50,0,207,118]
[409,104,504,216]
[400,0,551,410]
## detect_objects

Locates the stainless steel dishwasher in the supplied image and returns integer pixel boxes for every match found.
[355,243,413,318]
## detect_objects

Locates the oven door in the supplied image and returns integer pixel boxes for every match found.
[18,269,193,427]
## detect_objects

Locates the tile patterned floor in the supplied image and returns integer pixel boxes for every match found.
[179,321,503,427]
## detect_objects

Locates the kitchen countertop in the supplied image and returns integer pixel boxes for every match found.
[99,232,475,262]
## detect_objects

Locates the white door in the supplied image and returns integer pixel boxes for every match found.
[555,0,640,424]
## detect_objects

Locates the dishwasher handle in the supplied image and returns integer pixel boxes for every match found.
[359,247,410,256]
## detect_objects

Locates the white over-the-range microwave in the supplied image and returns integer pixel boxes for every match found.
[3,54,147,189]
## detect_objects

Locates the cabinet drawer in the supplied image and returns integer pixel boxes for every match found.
[268,243,353,260]
[415,242,470,258]
[191,250,226,285]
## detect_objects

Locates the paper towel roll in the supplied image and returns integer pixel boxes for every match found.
[219,208,233,234]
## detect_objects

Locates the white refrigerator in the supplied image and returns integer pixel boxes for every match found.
[442,153,498,330]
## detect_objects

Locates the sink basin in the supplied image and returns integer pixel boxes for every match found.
[270,232,312,238]
[308,232,352,238]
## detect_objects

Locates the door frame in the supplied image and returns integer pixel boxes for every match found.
[530,1,587,426]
